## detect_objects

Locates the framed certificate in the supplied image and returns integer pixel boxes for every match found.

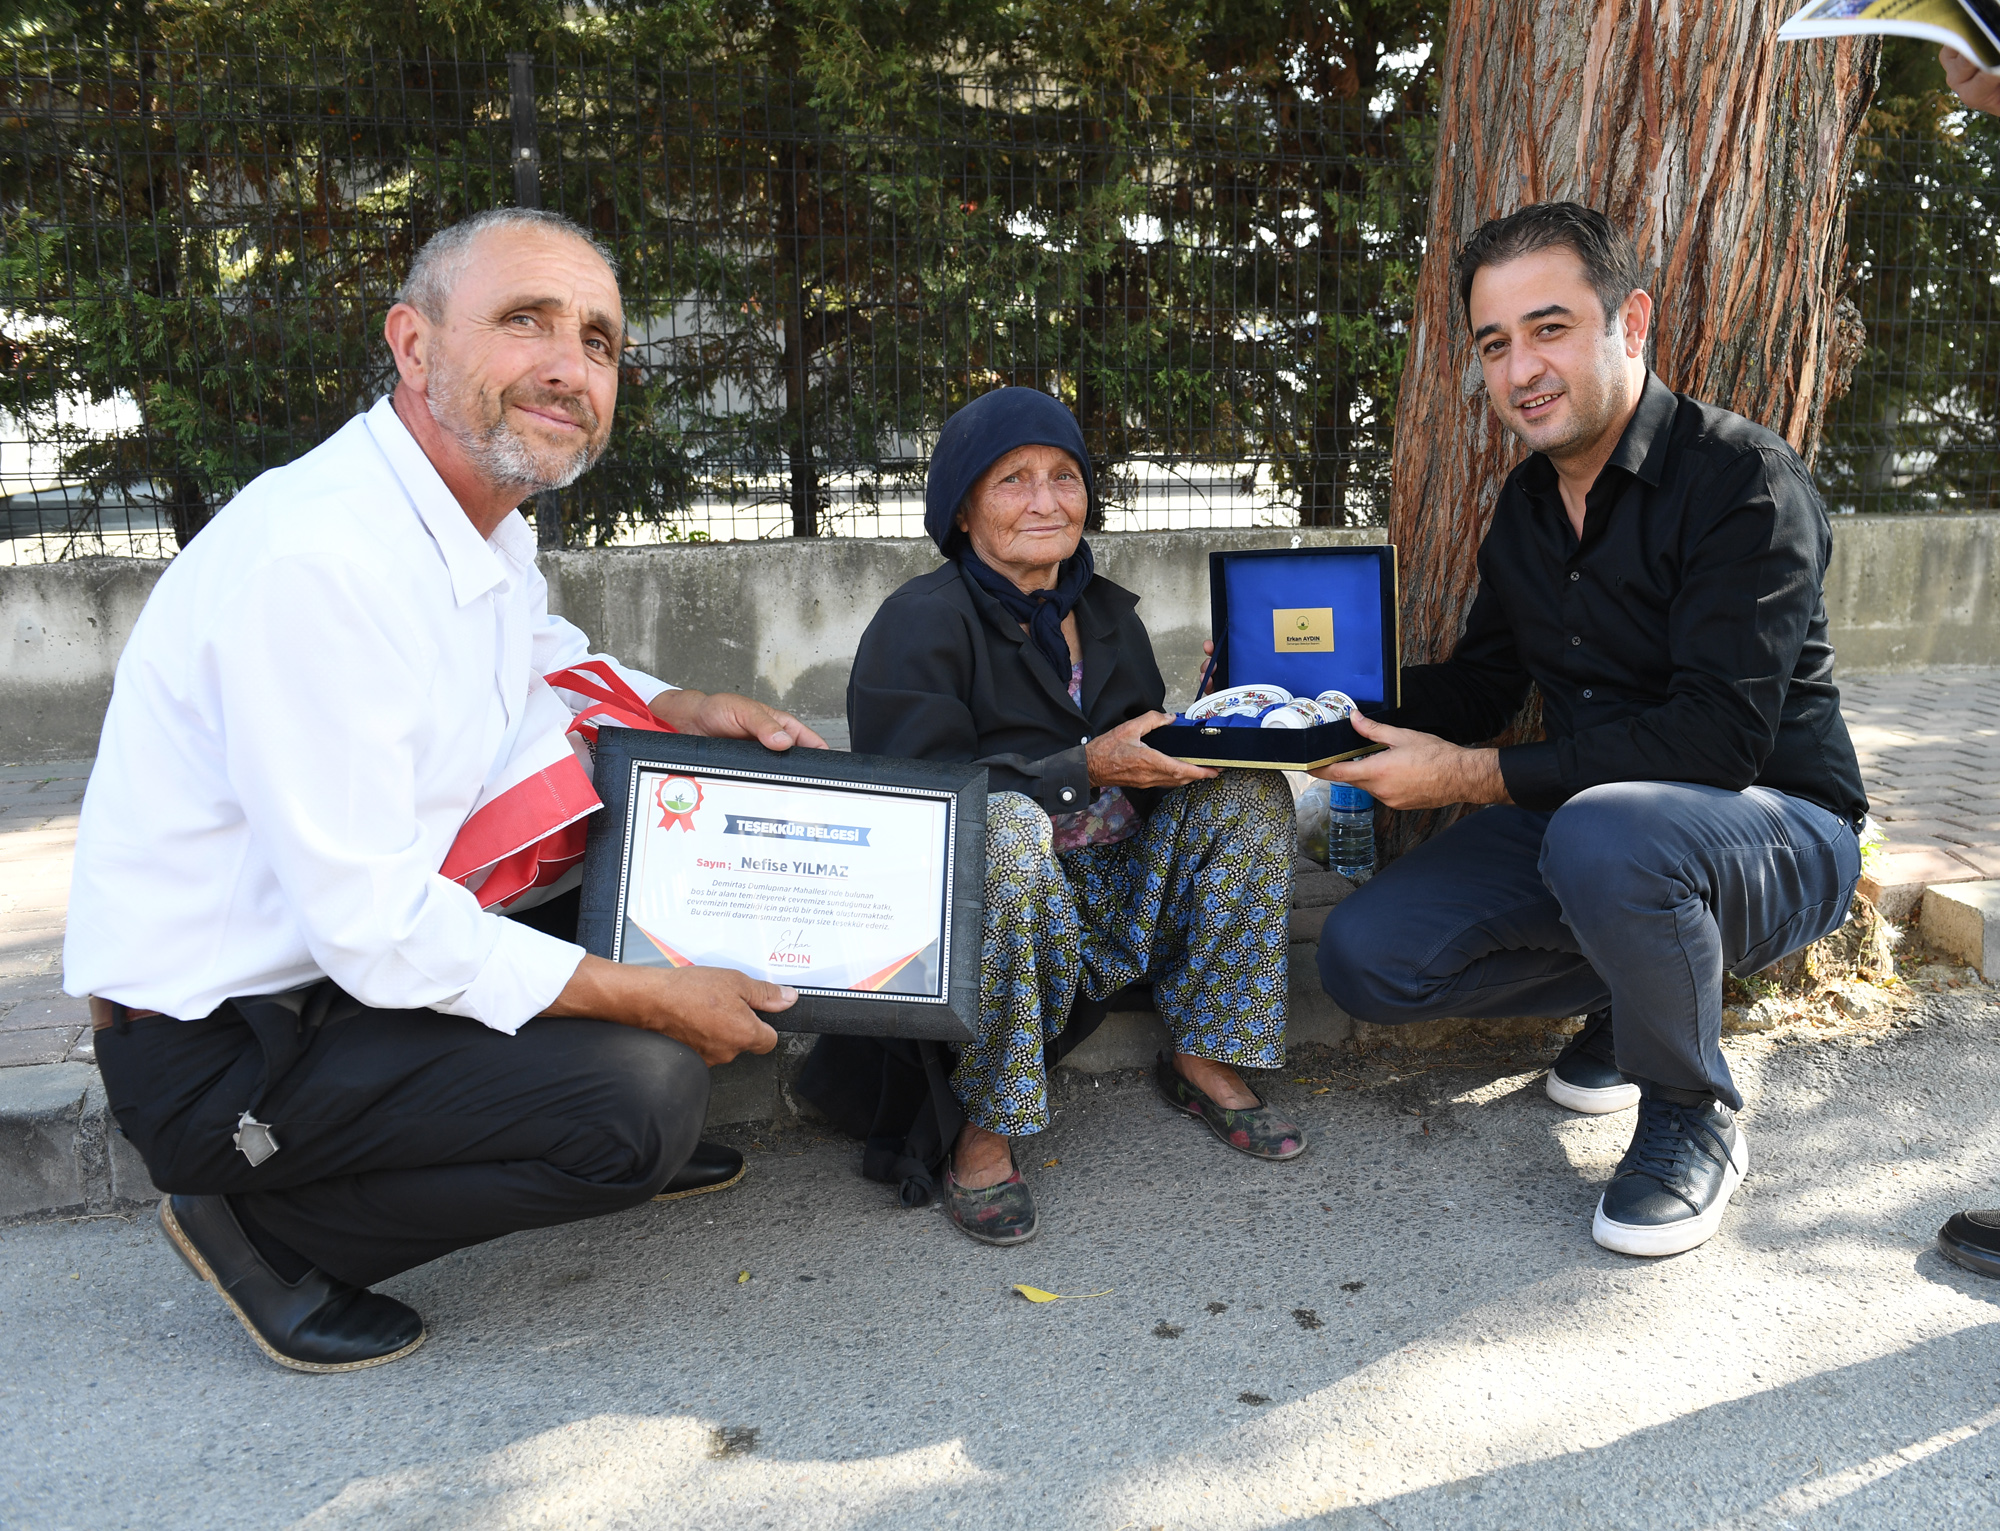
[577,728,985,1042]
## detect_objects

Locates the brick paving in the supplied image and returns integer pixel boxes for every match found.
[0,758,91,1069]
[2,667,1993,1069]
[1843,668,2000,918]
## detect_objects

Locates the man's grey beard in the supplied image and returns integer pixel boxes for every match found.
[425,357,605,493]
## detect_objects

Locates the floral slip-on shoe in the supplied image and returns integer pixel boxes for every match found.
[1154,1053,1308,1161]
[945,1163,1040,1246]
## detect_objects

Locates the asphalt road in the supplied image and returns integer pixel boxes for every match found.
[5,990,2000,1531]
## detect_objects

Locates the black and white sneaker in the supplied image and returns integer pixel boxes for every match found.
[1545,1008,1640,1114]
[1592,1093,1748,1257]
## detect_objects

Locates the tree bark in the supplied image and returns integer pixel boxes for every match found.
[1381,2,1876,855]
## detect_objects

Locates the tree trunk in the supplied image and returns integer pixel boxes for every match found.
[1381,2,1876,856]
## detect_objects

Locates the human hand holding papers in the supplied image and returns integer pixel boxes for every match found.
[1943,38,2000,108]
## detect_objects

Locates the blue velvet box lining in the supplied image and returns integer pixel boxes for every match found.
[1143,544,1399,770]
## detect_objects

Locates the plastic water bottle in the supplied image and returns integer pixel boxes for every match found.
[1328,783,1376,882]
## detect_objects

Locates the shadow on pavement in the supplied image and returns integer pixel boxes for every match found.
[1308,1320,2000,1531]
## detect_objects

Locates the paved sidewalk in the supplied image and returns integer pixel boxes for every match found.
[0,760,90,1067]
[3,694,2000,1526]
[1845,669,2000,918]
[3,987,1998,1529]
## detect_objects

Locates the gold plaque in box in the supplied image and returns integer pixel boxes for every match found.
[1272,606,1334,653]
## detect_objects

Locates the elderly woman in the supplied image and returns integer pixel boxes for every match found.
[847,388,1304,1247]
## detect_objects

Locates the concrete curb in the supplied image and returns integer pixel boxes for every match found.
[0,866,1419,1224]
[1923,880,2000,979]
[0,1062,157,1220]
[695,931,1362,1127]
[0,957,1366,1225]
[0,951,1570,1227]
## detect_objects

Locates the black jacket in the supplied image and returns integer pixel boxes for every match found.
[1389,374,1868,825]
[847,560,1170,817]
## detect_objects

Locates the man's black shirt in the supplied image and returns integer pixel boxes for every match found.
[1389,373,1868,825]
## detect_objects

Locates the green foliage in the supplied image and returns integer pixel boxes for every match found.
[781,3,1438,529]
[25,6,1985,548]
[0,1,1445,546]
[1819,39,2000,515]
[0,45,525,539]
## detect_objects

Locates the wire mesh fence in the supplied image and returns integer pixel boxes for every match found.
[1819,120,2000,517]
[0,42,1429,561]
[0,42,1993,565]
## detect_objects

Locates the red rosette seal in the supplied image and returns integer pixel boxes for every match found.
[654,775,705,832]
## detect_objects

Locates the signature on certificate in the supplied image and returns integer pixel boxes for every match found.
[768,927,814,969]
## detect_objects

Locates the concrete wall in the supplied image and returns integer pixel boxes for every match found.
[6,514,1997,762]
[538,526,1377,724]
[1821,514,2000,671]
[3,560,165,762]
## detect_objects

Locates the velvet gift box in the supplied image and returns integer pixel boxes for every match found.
[1142,543,1401,771]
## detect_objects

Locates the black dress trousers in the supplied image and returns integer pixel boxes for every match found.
[96,896,707,1288]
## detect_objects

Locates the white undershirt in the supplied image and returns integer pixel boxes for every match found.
[63,398,670,1033]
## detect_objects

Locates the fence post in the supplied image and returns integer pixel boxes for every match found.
[508,51,564,552]
[508,52,542,212]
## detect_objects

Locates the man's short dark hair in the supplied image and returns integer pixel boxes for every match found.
[1455,203,1643,333]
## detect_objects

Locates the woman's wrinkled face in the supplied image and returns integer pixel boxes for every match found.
[956,444,1087,576]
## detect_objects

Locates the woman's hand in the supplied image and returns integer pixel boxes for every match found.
[1086,712,1220,789]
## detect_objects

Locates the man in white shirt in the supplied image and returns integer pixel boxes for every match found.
[66,208,819,1372]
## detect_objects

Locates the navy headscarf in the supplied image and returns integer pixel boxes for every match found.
[924,387,1096,685]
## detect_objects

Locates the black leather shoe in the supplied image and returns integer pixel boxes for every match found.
[159,1195,425,1373]
[1593,1093,1748,1257]
[1938,1210,2000,1279]
[1546,1009,1639,1114]
[652,1140,746,1202]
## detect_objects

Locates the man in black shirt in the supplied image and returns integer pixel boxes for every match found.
[1314,203,1866,1258]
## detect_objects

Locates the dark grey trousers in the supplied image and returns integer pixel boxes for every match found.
[1315,783,1862,1108]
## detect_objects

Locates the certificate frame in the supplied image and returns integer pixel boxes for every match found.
[577,727,985,1042]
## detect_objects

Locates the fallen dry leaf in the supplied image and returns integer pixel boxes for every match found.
[736,1270,751,1284]
[1013,1284,1112,1304]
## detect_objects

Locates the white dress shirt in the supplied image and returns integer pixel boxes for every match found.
[63,398,670,1033]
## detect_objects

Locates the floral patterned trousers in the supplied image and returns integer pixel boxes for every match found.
[953,770,1295,1136]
